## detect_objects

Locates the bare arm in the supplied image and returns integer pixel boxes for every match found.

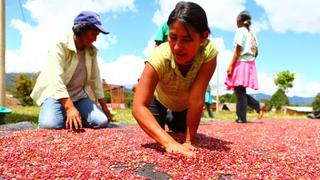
[132,63,192,155]
[227,45,242,76]
[185,57,217,143]
[98,98,113,121]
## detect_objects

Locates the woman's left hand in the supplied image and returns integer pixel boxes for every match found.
[227,66,233,76]
[182,141,196,151]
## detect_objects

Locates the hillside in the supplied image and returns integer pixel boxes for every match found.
[251,93,314,105]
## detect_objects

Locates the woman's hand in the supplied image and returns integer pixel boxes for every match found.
[165,141,194,156]
[182,141,196,151]
[227,45,242,77]
[227,66,233,76]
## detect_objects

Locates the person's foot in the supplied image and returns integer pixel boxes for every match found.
[235,118,247,123]
[258,102,267,119]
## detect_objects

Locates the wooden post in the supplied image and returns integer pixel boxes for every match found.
[0,0,5,106]
[216,59,219,114]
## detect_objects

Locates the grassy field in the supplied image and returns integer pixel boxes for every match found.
[1,105,308,126]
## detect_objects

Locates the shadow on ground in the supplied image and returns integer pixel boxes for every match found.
[142,132,232,153]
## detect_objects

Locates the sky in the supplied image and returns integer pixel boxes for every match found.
[5,0,320,98]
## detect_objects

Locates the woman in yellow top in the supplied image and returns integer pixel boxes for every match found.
[132,1,218,156]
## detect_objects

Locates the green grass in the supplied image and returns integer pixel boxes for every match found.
[1,105,137,126]
[111,109,136,124]
[1,105,308,126]
[2,105,40,126]
[202,110,308,122]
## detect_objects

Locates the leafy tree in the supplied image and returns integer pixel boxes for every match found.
[12,74,35,106]
[274,70,295,91]
[268,89,289,110]
[125,91,134,108]
[219,93,237,103]
[312,93,320,112]
[104,90,111,103]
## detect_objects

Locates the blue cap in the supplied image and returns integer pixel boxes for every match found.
[74,11,109,34]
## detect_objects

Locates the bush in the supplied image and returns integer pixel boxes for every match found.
[312,93,320,112]
[219,93,237,103]
[12,74,35,106]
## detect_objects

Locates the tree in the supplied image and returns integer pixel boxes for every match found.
[312,93,320,112]
[219,93,237,103]
[104,90,111,103]
[268,89,289,110]
[274,70,295,91]
[125,91,134,108]
[12,74,35,106]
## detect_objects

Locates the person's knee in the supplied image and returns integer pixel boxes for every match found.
[92,118,109,128]
[39,98,65,129]
[38,119,64,129]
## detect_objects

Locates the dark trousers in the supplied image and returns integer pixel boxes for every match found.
[205,103,214,118]
[234,86,260,122]
[149,98,187,132]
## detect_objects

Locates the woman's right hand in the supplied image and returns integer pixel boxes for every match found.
[165,141,194,156]
[65,107,83,130]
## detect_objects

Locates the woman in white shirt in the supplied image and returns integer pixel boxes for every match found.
[225,11,265,123]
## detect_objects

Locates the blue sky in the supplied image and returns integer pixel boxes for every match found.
[6,0,320,97]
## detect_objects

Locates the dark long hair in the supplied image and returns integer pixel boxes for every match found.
[237,11,252,28]
[167,1,210,35]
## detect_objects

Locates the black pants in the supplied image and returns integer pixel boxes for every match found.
[205,103,214,118]
[234,86,260,122]
[149,98,187,132]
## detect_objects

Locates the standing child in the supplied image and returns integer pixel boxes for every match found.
[205,85,214,118]
[224,11,265,123]
[132,1,218,156]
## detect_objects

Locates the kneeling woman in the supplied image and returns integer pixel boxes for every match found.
[132,2,218,156]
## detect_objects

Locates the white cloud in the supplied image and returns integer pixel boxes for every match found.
[288,73,320,97]
[251,72,277,95]
[95,34,118,50]
[255,0,320,34]
[6,0,136,73]
[251,20,269,33]
[143,39,155,58]
[98,54,145,87]
[153,0,246,31]
[209,37,233,96]
[246,72,320,98]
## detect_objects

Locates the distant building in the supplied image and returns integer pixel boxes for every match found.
[282,106,313,116]
[102,81,126,110]
[218,103,236,112]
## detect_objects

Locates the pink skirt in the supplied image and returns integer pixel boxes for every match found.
[225,61,258,90]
